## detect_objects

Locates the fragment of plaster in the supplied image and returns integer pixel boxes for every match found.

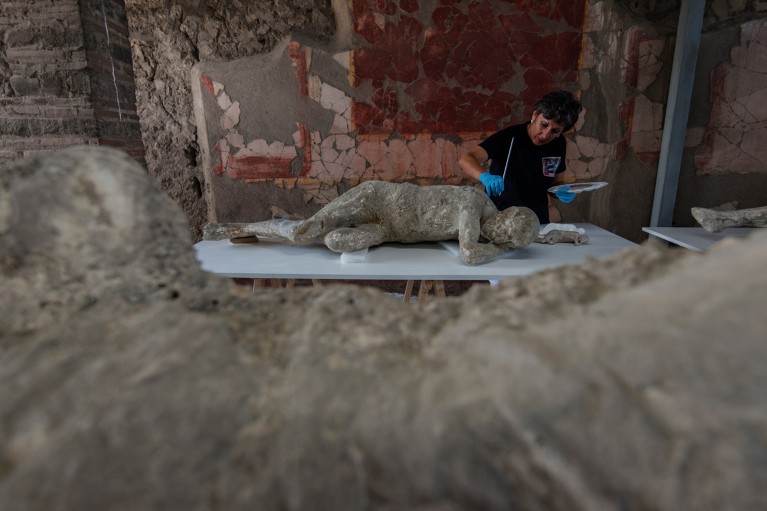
[356,139,386,168]
[636,61,663,91]
[226,130,245,149]
[568,158,589,179]
[580,36,599,69]
[309,160,333,181]
[220,102,240,131]
[579,70,591,91]
[292,129,303,146]
[247,138,270,154]
[308,75,322,103]
[332,51,352,71]
[567,139,581,160]
[212,80,223,96]
[320,82,351,115]
[743,88,767,121]
[217,91,232,111]
[742,18,767,43]
[267,141,286,155]
[575,135,599,158]
[574,106,586,131]
[632,96,663,132]
[587,157,608,177]
[723,67,767,101]
[731,45,748,68]
[593,142,610,158]
[712,101,745,127]
[330,113,349,134]
[349,152,369,178]
[324,161,349,181]
[631,131,663,156]
[720,127,744,145]
[311,130,323,146]
[335,134,355,151]
[302,182,342,206]
[696,132,742,173]
[321,141,340,164]
[216,140,231,173]
[730,151,764,173]
[739,129,767,165]
[335,148,356,170]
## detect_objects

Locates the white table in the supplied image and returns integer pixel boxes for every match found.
[642,226,758,252]
[195,223,636,282]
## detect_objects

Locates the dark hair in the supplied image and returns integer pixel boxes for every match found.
[533,90,583,131]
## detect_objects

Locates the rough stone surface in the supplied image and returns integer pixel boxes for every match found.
[3,118,766,511]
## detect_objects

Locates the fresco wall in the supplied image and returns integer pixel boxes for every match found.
[193,0,767,242]
[193,0,588,226]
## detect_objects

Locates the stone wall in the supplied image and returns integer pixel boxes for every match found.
[0,0,143,162]
[125,0,336,239]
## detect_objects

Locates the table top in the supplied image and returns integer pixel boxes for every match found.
[642,226,759,252]
[194,223,636,281]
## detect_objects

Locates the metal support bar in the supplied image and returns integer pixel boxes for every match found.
[650,0,706,227]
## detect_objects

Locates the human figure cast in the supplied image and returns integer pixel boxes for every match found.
[204,181,540,265]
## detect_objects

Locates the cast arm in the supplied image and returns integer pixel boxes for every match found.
[456,210,504,265]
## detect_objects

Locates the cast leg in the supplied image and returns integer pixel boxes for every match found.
[324,224,386,253]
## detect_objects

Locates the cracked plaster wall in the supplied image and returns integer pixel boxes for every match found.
[191,0,767,242]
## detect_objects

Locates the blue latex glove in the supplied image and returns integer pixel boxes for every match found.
[554,185,575,204]
[479,172,504,197]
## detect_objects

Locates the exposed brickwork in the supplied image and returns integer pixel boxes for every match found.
[0,0,143,163]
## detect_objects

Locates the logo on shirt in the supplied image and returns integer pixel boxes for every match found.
[541,157,561,177]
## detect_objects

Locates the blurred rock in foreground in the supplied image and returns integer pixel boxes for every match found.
[1,147,765,510]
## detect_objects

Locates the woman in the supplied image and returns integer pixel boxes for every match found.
[459,90,583,224]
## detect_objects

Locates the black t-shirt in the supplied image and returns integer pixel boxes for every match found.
[479,122,566,223]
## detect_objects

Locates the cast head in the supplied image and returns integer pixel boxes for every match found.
[480,207,540,248]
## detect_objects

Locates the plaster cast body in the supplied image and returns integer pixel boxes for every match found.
[204,181,540,265]
[692,205,767,232]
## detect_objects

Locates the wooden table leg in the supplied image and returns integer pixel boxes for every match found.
[434,280,446,298]
[417,280,433,302]
[311,279,323,287]
[403,280,414,303]
[285,279,296,288]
